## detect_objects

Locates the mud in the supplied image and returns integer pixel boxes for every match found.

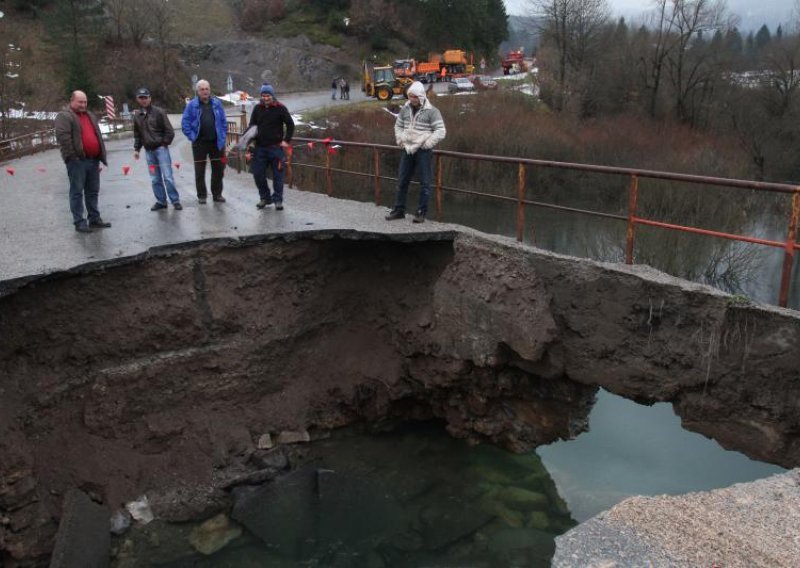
[1,231,798,564]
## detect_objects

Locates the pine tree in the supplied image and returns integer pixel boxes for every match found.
[44,0,104,100]
[755,24,771,50]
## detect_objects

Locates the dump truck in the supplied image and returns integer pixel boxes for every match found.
[501,49,528,75]
[392,59,417,79]
[362,61,413,100]
[414,51,474,82]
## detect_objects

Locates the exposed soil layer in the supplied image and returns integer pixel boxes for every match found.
[1,232,798,565]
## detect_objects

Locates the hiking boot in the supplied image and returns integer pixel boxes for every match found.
[75,222,92,233]
[213,196,226,203]
[173,202,183,210]
[412,210,426,224]
[89,218,112,228]
[256,199,269,209]
[275,202,284,211]
[385,209,405,221]
[198,198,207,204]
[151,202,168,211]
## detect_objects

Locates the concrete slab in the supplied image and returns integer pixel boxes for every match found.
[0,128,457,296]
[49,489,110,568]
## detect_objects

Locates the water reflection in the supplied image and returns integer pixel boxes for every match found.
[537,389,785,522]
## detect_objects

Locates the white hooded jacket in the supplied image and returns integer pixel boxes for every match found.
[394,82,446,155]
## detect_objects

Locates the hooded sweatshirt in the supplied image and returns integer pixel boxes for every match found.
[394,82,446,155]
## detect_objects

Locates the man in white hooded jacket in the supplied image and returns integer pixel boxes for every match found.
[386,81,446,223]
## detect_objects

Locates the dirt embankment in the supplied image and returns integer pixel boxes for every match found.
[1,232,798,565]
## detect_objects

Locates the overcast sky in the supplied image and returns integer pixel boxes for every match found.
[504,0,796,30]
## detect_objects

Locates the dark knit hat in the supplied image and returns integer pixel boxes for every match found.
[260,83,275,97]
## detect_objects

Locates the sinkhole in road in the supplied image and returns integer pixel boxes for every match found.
[0,234,795,566]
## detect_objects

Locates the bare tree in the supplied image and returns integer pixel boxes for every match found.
[142,0,176,102]
[638,0,729,123]
[103,0,128,44]
[528,0,610,110]
[664,0,729,124]
[126,2,151,46]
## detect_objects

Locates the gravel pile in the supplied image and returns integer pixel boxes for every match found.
[553,469,800,567]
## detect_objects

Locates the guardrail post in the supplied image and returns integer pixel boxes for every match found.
[516,162,526,242]
[435,154,443,222]
[625,174,640,264]
[778,192,800,307]
[325,148,333,197]
[287,148,294,189]
[373,148,381,205]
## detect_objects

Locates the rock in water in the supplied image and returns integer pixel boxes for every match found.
[188,513,242,556]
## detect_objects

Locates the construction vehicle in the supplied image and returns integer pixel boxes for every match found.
[362,61,413,101]
[502,49,528,75]
[441,50,475,78]
[392,59,416,80]
[385,50,477,86]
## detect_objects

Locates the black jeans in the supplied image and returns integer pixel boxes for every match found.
[192,141,225,198]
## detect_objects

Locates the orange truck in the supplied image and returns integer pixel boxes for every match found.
[398,51,475,83]
[441,50,474,78]
[501,49,528,75]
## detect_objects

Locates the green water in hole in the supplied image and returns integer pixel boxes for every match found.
[114,392,785,567]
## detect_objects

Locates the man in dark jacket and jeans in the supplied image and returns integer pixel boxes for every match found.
[249,83,294,210]
[54,90,111,233]
[133,87,181,211]
[181,79,228,204]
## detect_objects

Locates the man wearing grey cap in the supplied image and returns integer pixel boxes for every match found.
[133,87,181,210]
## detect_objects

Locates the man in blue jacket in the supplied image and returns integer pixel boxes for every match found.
[181,79,228,204]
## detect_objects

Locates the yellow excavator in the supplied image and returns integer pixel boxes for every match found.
[362,61,413,101]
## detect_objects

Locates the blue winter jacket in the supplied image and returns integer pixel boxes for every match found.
[181,96,228,150]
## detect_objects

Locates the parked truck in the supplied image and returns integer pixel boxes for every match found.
[362,60,413,100]
[397,51,475,83]
[501,49,528,75]
[441,50,475,78]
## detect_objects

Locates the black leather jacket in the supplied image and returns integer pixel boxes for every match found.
[133,105,175,151]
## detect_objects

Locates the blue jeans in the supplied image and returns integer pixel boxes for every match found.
[66,158,101,225]
[251,145,286,203]
[393,149,432,214]
[145,146,180,205]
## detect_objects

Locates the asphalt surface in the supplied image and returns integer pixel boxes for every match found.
[0,89,457,291]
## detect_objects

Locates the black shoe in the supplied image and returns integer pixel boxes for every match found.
[173,202,183,210]
[151,202,168,211]
[275,202,284,211]
[213,196,226,203]
[75,222,92,233]
[256,199,269,209]
[89,219,111,228]
[412,210,426,224]
[385,209,405,221]
[198,197,207,204]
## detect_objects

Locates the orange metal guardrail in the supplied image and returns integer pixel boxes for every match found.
[278,136,800,309]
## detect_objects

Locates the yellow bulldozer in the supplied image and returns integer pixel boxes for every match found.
[362,61,414,101]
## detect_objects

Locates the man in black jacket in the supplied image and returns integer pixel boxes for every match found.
[249,83,294,210]
[133,87,182,210]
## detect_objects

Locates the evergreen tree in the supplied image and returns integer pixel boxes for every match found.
[745,31,755,55]
[724,27,743,56]
[755,24,771,50]
[44,0,104,100]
